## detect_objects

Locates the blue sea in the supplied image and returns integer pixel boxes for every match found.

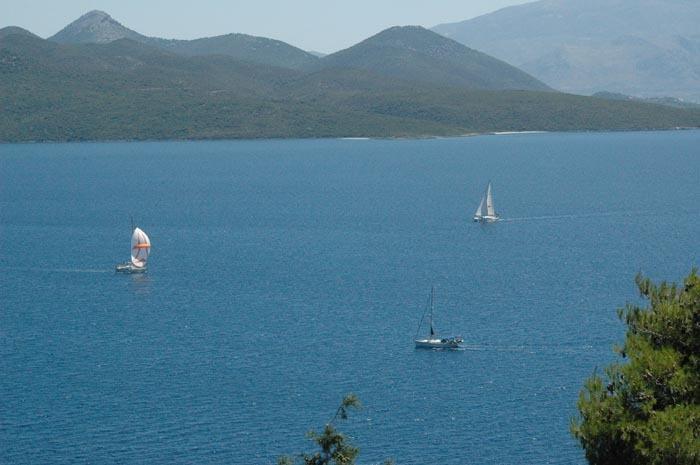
[1,131,698,465]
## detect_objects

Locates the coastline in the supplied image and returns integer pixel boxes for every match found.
[1,127,698,146]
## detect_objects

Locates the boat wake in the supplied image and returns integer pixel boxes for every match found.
[4,267,111,274]
[499,210,661,223]
[460,344,594,354]
[501,213,597,223]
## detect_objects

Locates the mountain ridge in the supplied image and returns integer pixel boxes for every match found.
[50,10,146,44]
[49,10,319,70]
[0,26,39,39]
[2,30,699,143]
[433,0,700,102]
[46,12,550,91]
[314,26,551,91]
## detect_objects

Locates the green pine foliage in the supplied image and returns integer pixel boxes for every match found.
[279,394,394,465]
[571,270,700,465]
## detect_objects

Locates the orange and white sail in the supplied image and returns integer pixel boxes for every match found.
[130,227,151,268]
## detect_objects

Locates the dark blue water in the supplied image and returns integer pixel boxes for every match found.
[1,131,698,465]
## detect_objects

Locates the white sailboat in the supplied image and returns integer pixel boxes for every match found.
[115,227,151,273]
[473,181,499,222]
[414,287,463,349]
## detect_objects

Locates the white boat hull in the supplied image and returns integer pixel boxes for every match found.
[115,262,147,273]
[415,337,463,349]
[473,215,500,223]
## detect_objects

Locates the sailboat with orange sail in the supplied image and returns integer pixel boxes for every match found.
[116,226,151,273]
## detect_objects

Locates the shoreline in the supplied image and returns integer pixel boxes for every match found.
[1,127,698,146]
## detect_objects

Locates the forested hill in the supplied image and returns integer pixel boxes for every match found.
[49,10,319,70]
[314,26,550,91]
[1,28,700,142]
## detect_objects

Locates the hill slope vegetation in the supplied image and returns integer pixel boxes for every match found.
[1,27,700,142]
[313,26,551,91]
[49,10,319,70]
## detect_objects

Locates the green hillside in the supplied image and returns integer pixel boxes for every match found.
[0,26,38,40]
[49,10,319,70]
[150,34,319,70]
[313,26,551,91]
[2,32,699,142]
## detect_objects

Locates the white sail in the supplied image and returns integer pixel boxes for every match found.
[474,195,484,218]
[474,182,499,222]
[485,182,495,217]
[130,227,151,268]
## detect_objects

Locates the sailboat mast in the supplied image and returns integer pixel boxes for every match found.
[429,286,435,338]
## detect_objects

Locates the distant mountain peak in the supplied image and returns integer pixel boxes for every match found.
[432,0,700,102]
[382,25,425,33]
[318,25,549,91]
[81,10,112,20]
[361,25,467,56]
[366,25,439,42]
[46,10,318,69]
[49,10,144,44]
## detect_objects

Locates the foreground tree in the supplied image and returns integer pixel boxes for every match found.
[279,394,394,465]
[571,270,700,465]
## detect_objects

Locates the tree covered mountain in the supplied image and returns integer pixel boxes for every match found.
[1,20,700,142]
[433,0,700,102]
[0,26,38,40]
[48,11,550,89]
[313,26,551,91]
[49,10,319,70]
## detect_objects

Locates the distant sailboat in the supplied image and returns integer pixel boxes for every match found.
[473,181,499,222]
[414,287,463,349]
[115,226,151,273]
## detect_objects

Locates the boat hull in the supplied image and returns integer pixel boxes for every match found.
[473,215,500,223]
[414,337,463,349]
[115,263,147,273]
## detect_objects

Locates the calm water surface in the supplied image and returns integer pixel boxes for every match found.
[1,131,698,464]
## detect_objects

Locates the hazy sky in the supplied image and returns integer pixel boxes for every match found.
[1,0,534,53]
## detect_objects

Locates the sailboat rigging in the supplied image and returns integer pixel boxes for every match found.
[414,287,463,349]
